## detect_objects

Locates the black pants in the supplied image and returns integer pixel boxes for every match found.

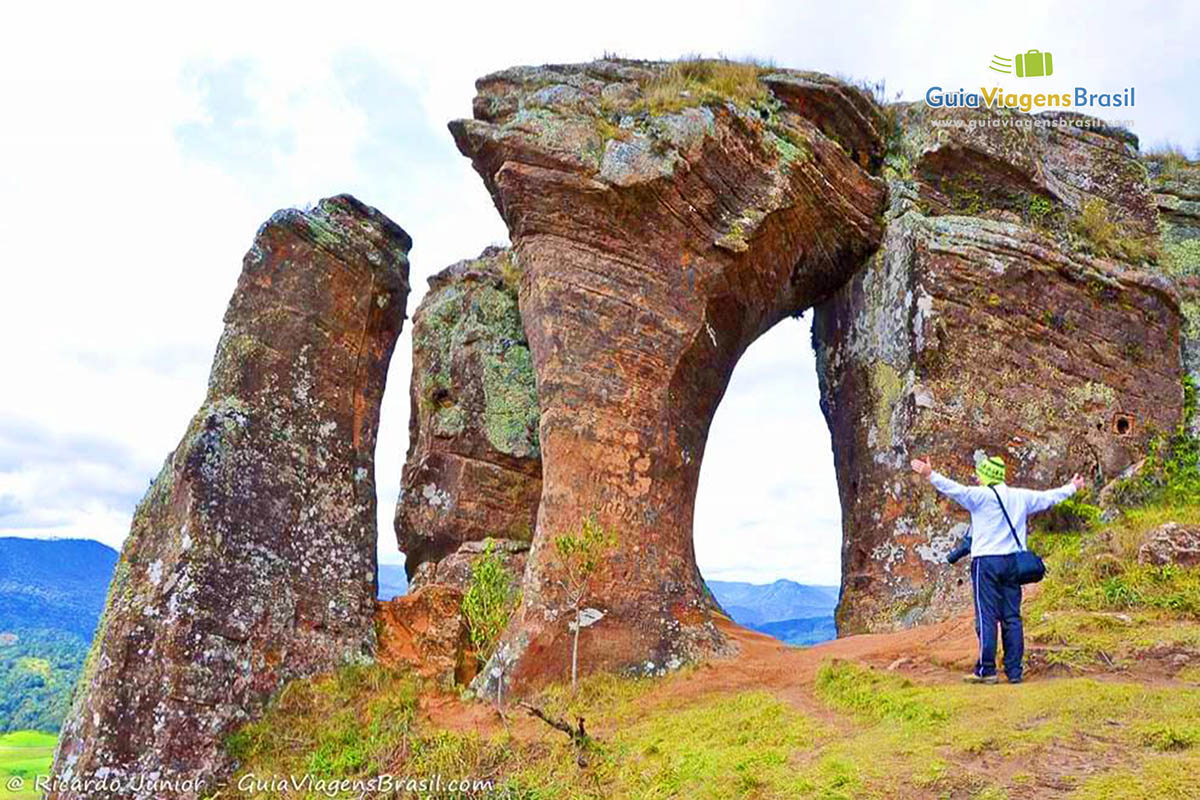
[970,553,1024,679]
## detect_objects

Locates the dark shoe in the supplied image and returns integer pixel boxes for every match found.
[963,673,998,685]
[1007,675,1023,684]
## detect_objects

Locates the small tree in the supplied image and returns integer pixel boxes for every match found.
[551,515,617,689]
[461,540,519,669]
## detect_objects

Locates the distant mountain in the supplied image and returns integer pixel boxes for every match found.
[749,616,838,647]
[0,538,118,640]
[0,537,119,733]
[706,579,839,627]
[377,563,408,600]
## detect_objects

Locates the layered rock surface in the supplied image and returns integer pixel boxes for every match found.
[450,60,887,693]
[50,195,410,798]
[395,247,540,591]
[1146,154,1200,433]
[814,106,1184,631]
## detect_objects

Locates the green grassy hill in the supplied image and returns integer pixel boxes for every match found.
[217,498,1200,799]
[0,731,55,800]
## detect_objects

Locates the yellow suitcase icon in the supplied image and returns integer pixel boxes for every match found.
[1015,49,1053,78]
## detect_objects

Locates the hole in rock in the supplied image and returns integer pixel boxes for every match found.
[694,317,841,644]
[1113,414,1133,436]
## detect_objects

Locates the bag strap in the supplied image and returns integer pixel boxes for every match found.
[988,485,1023,551]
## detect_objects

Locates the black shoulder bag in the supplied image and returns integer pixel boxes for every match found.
[989,486,1046,584]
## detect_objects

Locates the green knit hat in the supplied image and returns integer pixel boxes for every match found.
[976,455,1006,486]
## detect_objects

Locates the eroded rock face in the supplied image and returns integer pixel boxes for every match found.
[50,195,410,799]
[1146,154,1200,433]
[395,247,540,591]
[814,105,1184,632]
[450,60,887,693]
[376,586,476,685]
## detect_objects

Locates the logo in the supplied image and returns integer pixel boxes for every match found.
[924,48,1134,113]
[990,50,1054,78]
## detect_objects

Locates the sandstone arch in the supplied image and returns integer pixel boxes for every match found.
[447,61,888,693]
[428,61,1185,696]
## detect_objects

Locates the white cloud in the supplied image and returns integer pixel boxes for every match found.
[0,0,1196,581]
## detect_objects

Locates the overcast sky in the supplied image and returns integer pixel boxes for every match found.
[1,0,1196,586]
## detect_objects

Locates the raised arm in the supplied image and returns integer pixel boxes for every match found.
[911,458,984,511]
[1023,473,1086,513]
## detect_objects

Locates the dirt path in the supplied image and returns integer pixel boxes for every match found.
[424,612,983,738]
[418,612,1198,798]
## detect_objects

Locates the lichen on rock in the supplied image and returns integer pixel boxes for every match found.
[815,105,1185,633]
[396,247,541,593]
[49,195,411,799]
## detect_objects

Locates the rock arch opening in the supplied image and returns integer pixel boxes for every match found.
[694,316,842,641]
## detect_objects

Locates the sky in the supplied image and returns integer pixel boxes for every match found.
[0,0,1196,586]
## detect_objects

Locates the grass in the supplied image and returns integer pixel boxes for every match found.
[632,58,771,115]
[1023,500,1200,669]
[1069,198,1158,264]
[1143,143,1196,178]
[812,660,1200,797]
[0,731,55,800]
[221,648,1200,799]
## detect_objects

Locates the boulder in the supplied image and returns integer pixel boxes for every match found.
[1138,522,1200,567]
[450,59,887,694]
[395,247,540,591]
[376,586,475,685]
[50,195,410,799]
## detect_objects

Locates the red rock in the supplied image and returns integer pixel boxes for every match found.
[376,586,476,685]
[450,60,886,694]
[445,63,1189,690]
[50,195,410,798]
[815,104,1184,632]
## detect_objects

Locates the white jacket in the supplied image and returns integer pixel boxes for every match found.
[929,471,1078,557]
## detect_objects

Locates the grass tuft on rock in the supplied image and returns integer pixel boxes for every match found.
[634,57,771,115]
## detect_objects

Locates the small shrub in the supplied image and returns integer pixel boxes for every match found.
[552,514,618,688]
[1025,194,1055,227]
[461,540,520,667]
[1037,495,1102,533]
[497,250,523,296]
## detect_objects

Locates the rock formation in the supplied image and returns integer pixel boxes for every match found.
[395,247,540,591]
[50,195,410,798]
[449,60,887,694]
[431,60,1190,693]
[814,105,1184,632]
